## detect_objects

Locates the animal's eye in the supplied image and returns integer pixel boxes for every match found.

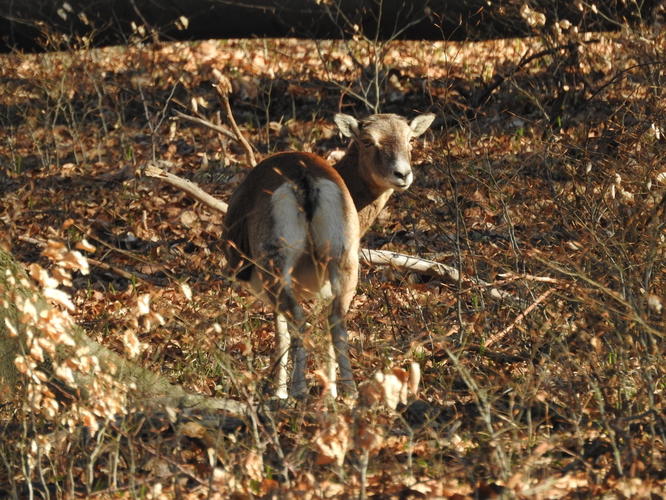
[361,138,375,149]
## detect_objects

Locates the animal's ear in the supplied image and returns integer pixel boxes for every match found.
[409,113,436,137]
[334,113,360,139]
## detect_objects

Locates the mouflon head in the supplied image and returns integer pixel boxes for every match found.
[334,112,435,192]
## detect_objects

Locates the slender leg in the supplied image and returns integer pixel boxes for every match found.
[276,287,308,398]
[261,184,310,398]
[329,303,356,396]
[326,252,358,397]
[327,342,338,398]
[308,179,359,397]
[274,313,290,399]
[290,332,308,397]
[261,261,308,399]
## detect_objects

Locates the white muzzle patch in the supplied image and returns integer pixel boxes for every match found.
[391,160,413,190]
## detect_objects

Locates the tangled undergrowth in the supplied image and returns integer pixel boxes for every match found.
[0,17,665,500]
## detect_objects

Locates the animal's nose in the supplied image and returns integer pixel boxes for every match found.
[391,164,413,189]
[393,164,413,182]
[393,160,412,177]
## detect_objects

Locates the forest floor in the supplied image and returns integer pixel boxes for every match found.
[1,26,665,499]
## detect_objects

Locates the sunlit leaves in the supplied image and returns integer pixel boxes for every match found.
[314,414,350,467]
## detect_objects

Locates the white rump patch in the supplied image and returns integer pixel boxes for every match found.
[271,184,307,284]
[310,179,348,259]
[310,178,353,299]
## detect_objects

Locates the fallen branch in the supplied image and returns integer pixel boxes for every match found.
[143,162,229,213]
[360,249,521,305]
[0,248,249,418]
[361,248,460,280]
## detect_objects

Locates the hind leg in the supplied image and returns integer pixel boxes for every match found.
[258,256,309,398]
[308,178,360,397]
[289,324,308,397]
[258,183,310,398]
[277,286,308,398]
[274,313,290,399]
[260,264,309,398]
[327,253,359,396]
[328,303,355,396]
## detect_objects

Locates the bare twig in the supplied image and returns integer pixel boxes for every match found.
[530,252,665,339]
[471,39,599,108]
[212,69,257,167]
[173,109,238,142]
[495,272,561,285]
[484,288,557,348]
[584,58,666,104]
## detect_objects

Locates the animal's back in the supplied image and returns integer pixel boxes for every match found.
[223,152,359,295]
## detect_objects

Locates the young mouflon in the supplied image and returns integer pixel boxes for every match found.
[223,112,435,398]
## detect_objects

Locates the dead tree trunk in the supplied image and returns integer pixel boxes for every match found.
[0,248,246,415]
